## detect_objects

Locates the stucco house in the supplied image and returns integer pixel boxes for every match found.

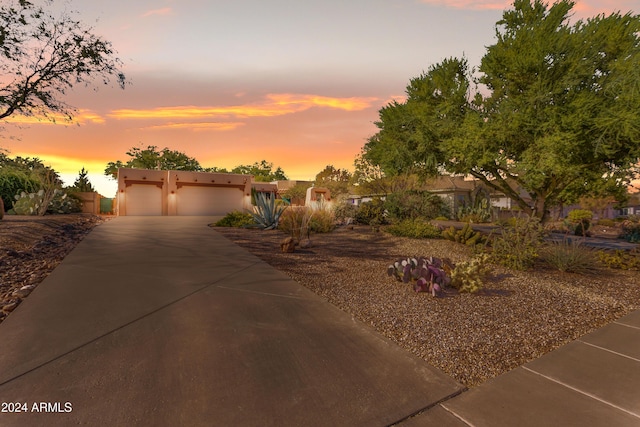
[116,168,252,216]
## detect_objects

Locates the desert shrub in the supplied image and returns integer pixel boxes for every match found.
[491,216,544,270]
[355,198,387,226]
[540,239,600,274]
[567,209,593,236]
[214,211,255,227]
[620,216,640,243]
[442,223,485,246]
[597,218,615,227]
[309,208,335,233]
[387,256,453,296]
[598,248,640,270]
[0,169,40,210]
[47,190,82,214]
[450,254,490,293]
[333,201,358,225]
[384,190,449,221]
[456,198,492,223]
[386,219,443,239]
[278,206,314,241]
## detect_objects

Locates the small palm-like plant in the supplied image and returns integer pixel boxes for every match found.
[248,191,287,230]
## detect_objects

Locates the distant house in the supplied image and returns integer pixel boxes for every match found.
[347,175,527,219]
[346,194,386,207]
[251,182,278,196]
[270,180,314,205]
[617,192,640,217]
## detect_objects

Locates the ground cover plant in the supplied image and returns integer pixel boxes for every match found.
[385,219,443,239]
[213,211,255,228]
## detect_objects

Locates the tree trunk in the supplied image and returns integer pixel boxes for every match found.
[531,196,550,223]
[0,197,4,220]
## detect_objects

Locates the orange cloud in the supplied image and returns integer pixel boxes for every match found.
[142,8,172,17]
[142,122,245,131]
[4,109,106,125]
[109,93,378,121]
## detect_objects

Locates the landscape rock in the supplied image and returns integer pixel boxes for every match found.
[2,302,19,313]
[12,288,32,298]
[280,237,295,253]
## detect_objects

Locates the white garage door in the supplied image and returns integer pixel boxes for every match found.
[176,186,243,216]
[125,184,163,216]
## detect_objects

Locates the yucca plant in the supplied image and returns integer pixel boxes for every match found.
[248,191,287,230]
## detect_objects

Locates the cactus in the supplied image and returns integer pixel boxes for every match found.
[12,189,81,215]
[387,256,453,297]
[442,223,485,246]
[47,190,82,214]
[13,190,45,215]
[450,254,491,293]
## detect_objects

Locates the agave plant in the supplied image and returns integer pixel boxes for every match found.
[387,256,453,296]
[248,191,288,230]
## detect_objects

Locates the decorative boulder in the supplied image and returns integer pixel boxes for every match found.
[280,237,295,253]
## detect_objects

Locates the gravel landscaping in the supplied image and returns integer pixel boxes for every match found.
[213,225,640,388]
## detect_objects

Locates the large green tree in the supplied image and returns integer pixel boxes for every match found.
[314,165,352,197]
[0,153,62,210]
[0,0,125,122]
[363,0,640,220]
[104,146,202,179]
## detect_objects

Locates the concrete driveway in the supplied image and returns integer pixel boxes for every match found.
[0,217,463,426]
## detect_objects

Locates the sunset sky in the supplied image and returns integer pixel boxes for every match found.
[2,0,637,196]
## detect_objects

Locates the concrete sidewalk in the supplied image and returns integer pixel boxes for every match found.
[0,217,463,426]
[402,309,640,426]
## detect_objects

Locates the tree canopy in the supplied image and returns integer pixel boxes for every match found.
[70,167,95,192]
[230,160,287,182]
[314,165,352,197]
[0,0,125,123]
[0,153,61,209]
[362,0,640,220]
[104,146,202,179]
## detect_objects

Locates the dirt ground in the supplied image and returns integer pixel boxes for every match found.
[0,214,107,322]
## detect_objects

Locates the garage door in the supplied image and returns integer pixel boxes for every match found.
[125,184,163,216]
[176,186,243,216]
